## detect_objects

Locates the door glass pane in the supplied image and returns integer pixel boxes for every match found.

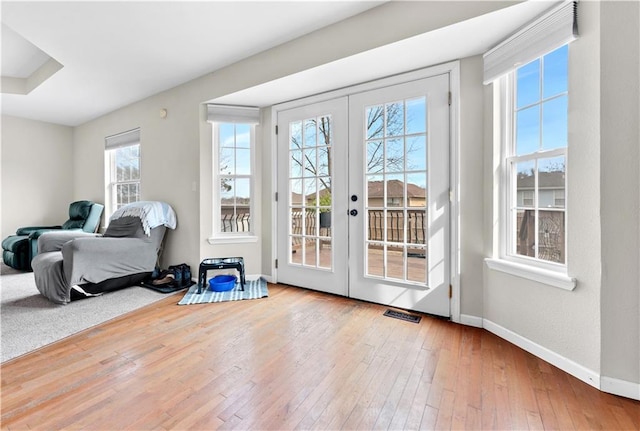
[406,136,426,171]
[290,121,302,149]
[367,105,384,139]
[407,209,426,245]
[367,210,384,241]
[288,115,333,270]
[385,138,404,172]
[386,245,404,280]
[386,102,404,136]
[303,148,317,177]
[291,236,302,265]
[290,179,302,207]
[386,174,405,208]
[317,148,330,176]
[407,246,426,283]
[367,141,384,174]
[367,174,384,208]
[367,243,384,277]
[364,97,428,286]
[407,173,427,208]
[406,97,426,135]
[291,150,303,178]
[304,119,316,147]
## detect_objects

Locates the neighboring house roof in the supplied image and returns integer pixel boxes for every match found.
[517,171,565,189]
[298,180,426,203]
[368,180,425,198]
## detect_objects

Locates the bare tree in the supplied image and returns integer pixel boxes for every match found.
[289,102,425,200]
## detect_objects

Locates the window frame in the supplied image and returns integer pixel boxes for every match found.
[105,143,141,218]
[488,47,576,290]
[209,121,258,244]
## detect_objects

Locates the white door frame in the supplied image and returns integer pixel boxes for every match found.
[270,61,461,323]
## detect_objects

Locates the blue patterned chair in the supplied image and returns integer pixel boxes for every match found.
[2,200,104,271]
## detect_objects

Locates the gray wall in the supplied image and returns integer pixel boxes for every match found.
[1,115,74,240]
[483,1,640,388]
[599,0,640,386]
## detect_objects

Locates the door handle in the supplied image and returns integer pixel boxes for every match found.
[350,209,358,216]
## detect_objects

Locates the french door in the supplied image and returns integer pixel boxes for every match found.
[276,98,349,296]
[277,73,451,317]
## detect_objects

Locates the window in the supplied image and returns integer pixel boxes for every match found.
[214,123,254,236]
[507,45,568,266]
[483,1,577,289]
[105,128,141,217]
[208,105,259,242]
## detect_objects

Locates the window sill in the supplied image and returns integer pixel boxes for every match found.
[207,235,258,245]
[484,258,576,291]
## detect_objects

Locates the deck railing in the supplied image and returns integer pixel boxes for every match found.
[289,209,426,245]
[220,212,251,233]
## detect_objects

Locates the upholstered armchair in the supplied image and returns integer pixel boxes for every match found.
[2,200,104,271]
[32,201,176,304]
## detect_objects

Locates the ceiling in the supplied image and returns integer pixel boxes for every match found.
[1,1,554,127]
[0,1,384,126]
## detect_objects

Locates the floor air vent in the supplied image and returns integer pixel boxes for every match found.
[383,309,421,324]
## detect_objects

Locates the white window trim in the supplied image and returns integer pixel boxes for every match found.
[208,121,258,244]
[485,258,576,291]
[490,61,575,291]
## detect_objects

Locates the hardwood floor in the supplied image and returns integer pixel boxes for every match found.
[1,284,638,430]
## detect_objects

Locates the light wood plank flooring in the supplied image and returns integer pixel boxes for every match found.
[2,284,638,430]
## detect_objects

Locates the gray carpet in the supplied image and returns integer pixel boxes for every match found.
[1,263,168,362]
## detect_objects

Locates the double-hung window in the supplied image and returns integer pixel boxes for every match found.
[484,1,578,289]
[105,128,141,217]
[508,45,568,266]
[208,105,259,243]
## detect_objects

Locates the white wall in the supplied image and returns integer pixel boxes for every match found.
[1,115,74,240]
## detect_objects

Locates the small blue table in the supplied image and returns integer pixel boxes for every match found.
[197,257,245,294]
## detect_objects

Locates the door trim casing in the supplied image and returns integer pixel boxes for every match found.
[270,61,461,323]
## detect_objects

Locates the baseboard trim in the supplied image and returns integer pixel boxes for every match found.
[601,376,640,401]
[258,274,275,284]
[483,319,600,390]
[459,314,483,328]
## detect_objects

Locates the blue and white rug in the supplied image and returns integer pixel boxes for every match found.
[178,277,268,305]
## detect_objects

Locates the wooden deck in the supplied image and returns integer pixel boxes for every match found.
[1,284,638,430]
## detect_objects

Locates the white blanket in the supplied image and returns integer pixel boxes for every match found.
[110,201,177,236]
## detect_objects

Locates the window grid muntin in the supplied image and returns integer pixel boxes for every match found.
[364,98,428,286]
[215,123,254,235]
[288,115,333,270]
[506,46,568,266]
[107,143,141,215]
